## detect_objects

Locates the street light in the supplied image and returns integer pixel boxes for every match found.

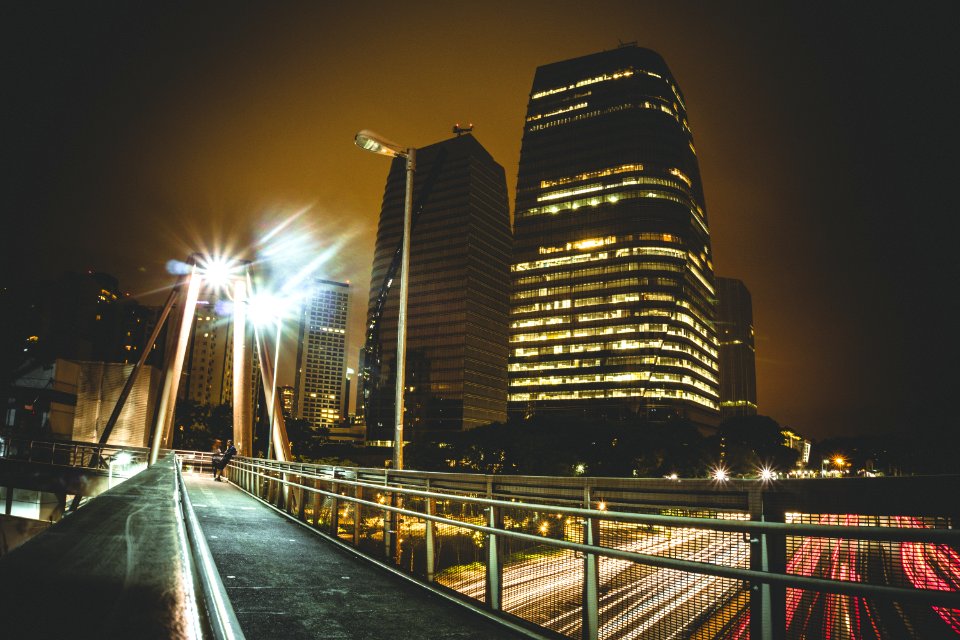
[355,129,415,471]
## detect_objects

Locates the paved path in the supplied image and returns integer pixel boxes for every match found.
[184,473,533,640]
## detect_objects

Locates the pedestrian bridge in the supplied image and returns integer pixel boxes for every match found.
[1,448,959,639]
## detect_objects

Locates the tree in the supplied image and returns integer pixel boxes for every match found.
[717,415,798,475]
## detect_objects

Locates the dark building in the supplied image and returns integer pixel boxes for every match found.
[359,134,511,442]
[716,277,757,418]
[509,45,721,427]
[2,270,167,436]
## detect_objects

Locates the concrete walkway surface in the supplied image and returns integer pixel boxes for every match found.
[184,473,534,640]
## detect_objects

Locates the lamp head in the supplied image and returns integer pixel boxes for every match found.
[355,129,407,158]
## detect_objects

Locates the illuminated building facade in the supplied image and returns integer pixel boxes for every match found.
[277,385,294,418]
[716,277,757,418]
[185,294,259,408]
[293,279,349,430]
[360,134,511,441]
[782,428,812,466]
[509,45,720,426]
[185,297,232,406]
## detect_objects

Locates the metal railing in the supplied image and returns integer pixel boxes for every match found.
[0,435,153,470]
[173,455,246,640]
[219,457,960,640]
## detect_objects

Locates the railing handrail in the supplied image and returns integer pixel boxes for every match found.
[232,458,960,609]
[174,457,246,640]
[230,458,960,545]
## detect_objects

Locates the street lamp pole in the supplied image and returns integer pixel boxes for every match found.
[355,130,415,471]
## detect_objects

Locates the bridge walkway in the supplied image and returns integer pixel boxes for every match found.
[183,472,530,640]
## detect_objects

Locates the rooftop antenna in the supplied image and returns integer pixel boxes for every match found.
[453,123,473,137]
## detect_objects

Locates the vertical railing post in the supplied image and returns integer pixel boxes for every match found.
[353,482,362,547]
[330,480,340,537]
[425,479,436,582]
[582,486,599,640]
[767,500,787,640]
[383,486,393,560]
[485,505,502,611]
[311,477,321,527]
[297,472,306,521]
[749,486,783,640]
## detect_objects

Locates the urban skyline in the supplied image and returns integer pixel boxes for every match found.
[4,3,957,443]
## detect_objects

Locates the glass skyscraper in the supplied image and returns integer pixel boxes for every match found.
[360,134,511,442]
[293,279,349,430]
[509,45,720,427]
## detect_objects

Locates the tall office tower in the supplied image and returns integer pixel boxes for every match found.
[185,296,233,407]
[359,134,511,442]
[277,385,295,418]
[716,277,757,419]
[509,45,720,427]
[293,279,349,431]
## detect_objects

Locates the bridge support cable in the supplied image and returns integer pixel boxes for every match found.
[231,272,253,457]
[151,264,203,465]
[249,296,290,462]
[96,281,182,453]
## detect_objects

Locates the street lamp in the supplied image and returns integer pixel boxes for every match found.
[355,129,415,471]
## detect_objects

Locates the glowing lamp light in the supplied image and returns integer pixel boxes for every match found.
[759,467,776,482]
[712,467,729,482]
[197,255,240,289]
[354,129,409,158]
[114,451,132,466]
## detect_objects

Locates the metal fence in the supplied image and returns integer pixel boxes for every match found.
[0,435,152,469]
[221,457,960,640]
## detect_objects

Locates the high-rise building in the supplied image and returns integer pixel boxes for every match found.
[293,279,349,431]
[185,296,233,407]
[184,293,259,409]
[716,277,757,418]
[116,302,165,368]
[509,45,720,427]
[359,134,511,442]
[277,385,295,418]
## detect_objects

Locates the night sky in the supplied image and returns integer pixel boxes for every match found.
[5,2,958,442]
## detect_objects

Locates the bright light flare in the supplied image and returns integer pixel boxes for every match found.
[711,466,729,482]
[196,255,241,290]
[759,467,776,482]
[246,289,299,328]
[114,451,133,465]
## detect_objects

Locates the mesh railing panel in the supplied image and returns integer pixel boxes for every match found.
[500,507,584,637]
[785,513,960,639]
[433,498,488,603]
[597,509,750,640]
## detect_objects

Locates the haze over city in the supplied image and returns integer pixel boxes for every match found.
[5,2,957,442]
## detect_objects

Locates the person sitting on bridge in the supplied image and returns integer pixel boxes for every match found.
[214,439,237,482]
[210,438,223,478]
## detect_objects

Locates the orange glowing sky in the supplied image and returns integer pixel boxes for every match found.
[5,2,957,441]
